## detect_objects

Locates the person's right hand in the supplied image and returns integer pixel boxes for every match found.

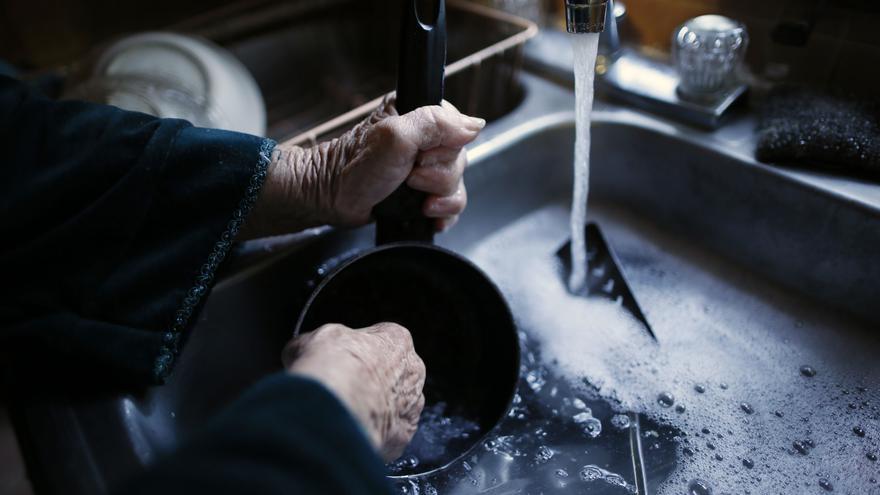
[282,322,426,461]
[241,96,482,239]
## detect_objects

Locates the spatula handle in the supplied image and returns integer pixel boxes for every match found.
[374,0,446,245]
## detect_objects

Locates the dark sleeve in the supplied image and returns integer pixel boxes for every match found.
[0,74,274,387]
[116,373,393,495]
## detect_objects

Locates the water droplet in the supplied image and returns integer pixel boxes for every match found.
[742,458,755,469]
[799,365,817,377]
[610,414,631,430]
[582,420,602,438]
[675,404,686,413]
[683,446,696,456]
[387,454,420,475]
[714,453,723,461]
[657,391,675,407]
[555,469,569,478]
[534,445,554,464]
[525,369,546,392]
[849,403,858,409]
[774,410,784,418]
[818,478,833,491]
[572,411,593,423]
[793,440,810,455]
[706,442,716,450]
[701,427,711,434]
[573,410,602,438]
[579,465,602,482]
[867,452,877,461]
[740,402,755,414]
[720,383,729,390]
[854,426,866,437]
[605,473,631,492]
[694,384,706,394]
[482,435,522,458]
[688,478,713,495]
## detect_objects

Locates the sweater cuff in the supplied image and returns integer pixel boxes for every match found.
[152,130,275,382]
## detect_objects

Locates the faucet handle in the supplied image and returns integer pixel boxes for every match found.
[672,15,748,99]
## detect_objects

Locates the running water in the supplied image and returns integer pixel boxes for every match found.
[568,33,601,293]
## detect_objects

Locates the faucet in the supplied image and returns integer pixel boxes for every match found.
[563,0,621,58]
[553,0,747,129]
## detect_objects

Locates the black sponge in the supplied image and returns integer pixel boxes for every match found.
[755,86,880,179]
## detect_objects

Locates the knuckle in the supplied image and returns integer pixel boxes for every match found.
[382,321,411,340]
[414,107,443,147]
[378,320,405,334]
[371,120,396,143]
[441,175,460,196]
[456,149,468,171]
[281,339,302,365]
[441,99,461,114]
[419,105,441,125]
[413,353,427,376]
[314,323,348,339]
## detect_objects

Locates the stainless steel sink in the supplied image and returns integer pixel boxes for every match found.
[14,74,880,495]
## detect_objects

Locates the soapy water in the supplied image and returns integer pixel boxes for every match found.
[388,402,481,476]
[387,34,877,488]
[568,33,600,293]
[460,205,880,494]
[388,328,677,494]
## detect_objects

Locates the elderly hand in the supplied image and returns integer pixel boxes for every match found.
[282,322,426,461]
[242,97,483,238]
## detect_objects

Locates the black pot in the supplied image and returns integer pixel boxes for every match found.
[294,0,520,476]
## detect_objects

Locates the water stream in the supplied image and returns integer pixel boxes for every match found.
[568,33,600,293]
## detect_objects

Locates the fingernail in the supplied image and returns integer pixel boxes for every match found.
[462,115,486,130]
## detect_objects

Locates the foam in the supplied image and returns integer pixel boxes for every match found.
[469,205,880,494]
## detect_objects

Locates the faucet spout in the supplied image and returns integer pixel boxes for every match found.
[564,0,608,33]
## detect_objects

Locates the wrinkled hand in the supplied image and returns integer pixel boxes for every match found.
[242,96,484,238]
[283,322,426,461]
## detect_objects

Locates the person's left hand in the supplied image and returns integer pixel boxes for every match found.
[283,322,426,461]
[242,96,483,238]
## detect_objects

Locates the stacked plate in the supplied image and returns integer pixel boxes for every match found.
[69,32,266,136]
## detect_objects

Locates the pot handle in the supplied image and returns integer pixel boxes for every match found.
[374,0,446,245]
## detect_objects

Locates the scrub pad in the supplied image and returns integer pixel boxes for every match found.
[755,86,880,178]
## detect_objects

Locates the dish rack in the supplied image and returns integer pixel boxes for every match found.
[174,0,537,145]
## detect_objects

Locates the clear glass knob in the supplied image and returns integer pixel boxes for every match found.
[672,15,748,99]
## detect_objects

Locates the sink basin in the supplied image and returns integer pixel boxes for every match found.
[13,75,880,495]
[182,0,533,143]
